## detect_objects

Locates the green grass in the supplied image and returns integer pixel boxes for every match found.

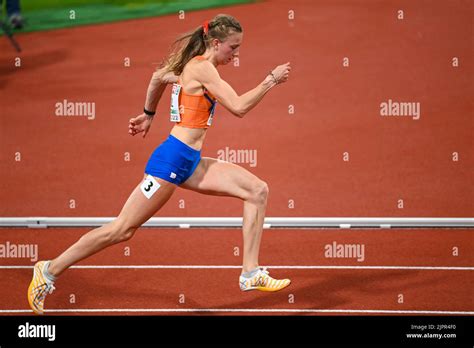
[20,0,206,12]
[4,0,254,33]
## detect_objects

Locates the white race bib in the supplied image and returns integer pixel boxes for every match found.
[140,175,161,199]
[205,93,217,126]
[170,83,181,122]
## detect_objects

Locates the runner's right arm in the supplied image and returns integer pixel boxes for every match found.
[144,69,179,113]
[129,69,178,138]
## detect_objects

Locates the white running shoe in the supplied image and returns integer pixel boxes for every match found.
[239,267,291,292]
[27,261,56,315]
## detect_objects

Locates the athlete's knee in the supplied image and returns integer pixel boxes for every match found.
[249,180,269,205]
[119,225,137,242]
[107,220,138,244]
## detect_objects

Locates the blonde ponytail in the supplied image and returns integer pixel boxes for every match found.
[160,14,242,75]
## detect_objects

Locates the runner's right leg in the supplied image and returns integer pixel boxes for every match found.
[28,174,176,314]
[48,174,176,277]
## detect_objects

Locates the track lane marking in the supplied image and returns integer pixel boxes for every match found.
[0,308,473,315]
[1,265,473,270]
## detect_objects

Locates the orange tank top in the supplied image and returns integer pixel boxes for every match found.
[169,56,217,129]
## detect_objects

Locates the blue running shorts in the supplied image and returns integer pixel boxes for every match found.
[144,134,201,185]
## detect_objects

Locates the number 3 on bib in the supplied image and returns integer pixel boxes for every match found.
[140,175,161,199]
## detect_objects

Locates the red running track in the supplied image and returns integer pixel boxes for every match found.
[0,228,472,315]
[0,0,472,317]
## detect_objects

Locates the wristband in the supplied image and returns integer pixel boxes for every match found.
[143,108,156,116]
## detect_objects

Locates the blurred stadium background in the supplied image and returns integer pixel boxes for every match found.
[3,0,254,33]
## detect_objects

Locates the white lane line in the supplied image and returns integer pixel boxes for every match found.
[0,308,473,315]
[0,265,473,270]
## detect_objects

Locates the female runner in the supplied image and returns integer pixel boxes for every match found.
[28,14,291,315]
